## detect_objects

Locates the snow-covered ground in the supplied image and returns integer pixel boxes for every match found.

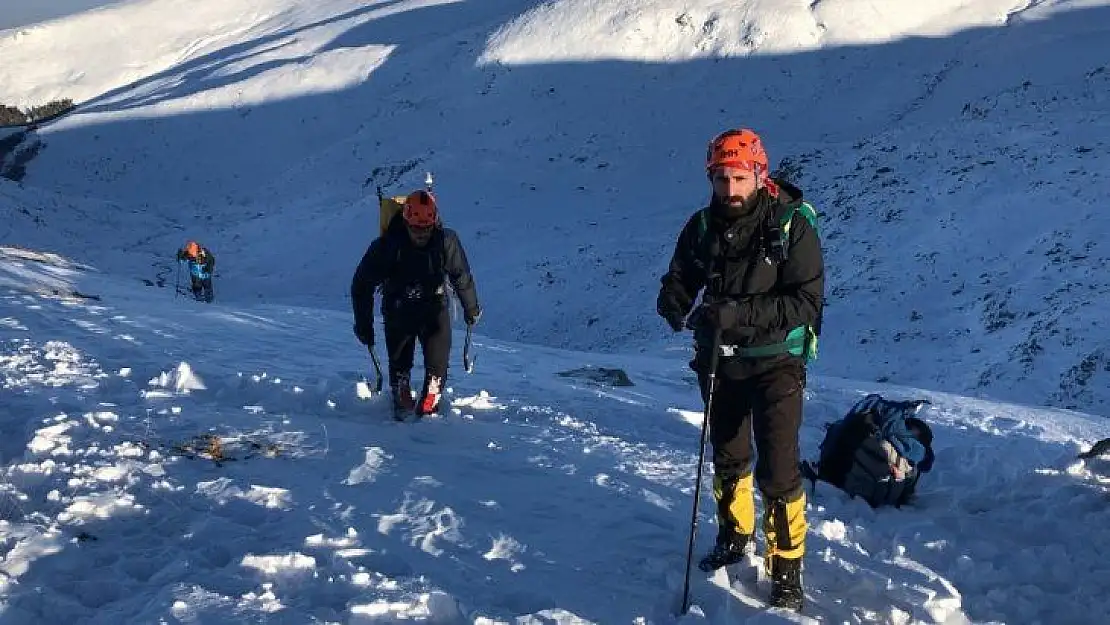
[1,0,1109,410]
[2,247,1109,624]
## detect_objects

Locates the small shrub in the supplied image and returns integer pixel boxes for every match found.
[0,105,27,126]
[27,98,75,122]
[0,98,76,126]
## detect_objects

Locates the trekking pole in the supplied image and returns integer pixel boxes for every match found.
[174,262,181,299]
[368,346,383,394]
[462,324,474,373]
[680,328,723,615]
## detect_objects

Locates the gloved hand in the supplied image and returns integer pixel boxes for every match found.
[702,299,740,330]
[656,292,686,333]
[353,321,374,346]
[465,307,482,326]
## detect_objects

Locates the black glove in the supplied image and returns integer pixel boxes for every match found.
[353,321,374,346]
[702,299,740,330]
[656,292,686,333]
[465,307,482,326]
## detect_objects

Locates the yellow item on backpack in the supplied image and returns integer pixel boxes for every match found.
[379,195,407,238]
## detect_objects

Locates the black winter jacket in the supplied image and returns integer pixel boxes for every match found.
[351,214,480,326]
[657,179,824,376]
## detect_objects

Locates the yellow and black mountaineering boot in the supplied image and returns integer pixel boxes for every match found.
[763,490,807,611]
[698,473,756,571]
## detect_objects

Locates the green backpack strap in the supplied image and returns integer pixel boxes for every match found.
[696,208,709,246]
[724,200,821,362]
[781,200,819,240]
[781,201,821,361]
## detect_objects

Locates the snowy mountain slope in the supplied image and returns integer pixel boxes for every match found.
[792,69,1110,409]
[2,247,1109,624]
[0,179,177,283]
[1,0,1109,416]
[0,0,360,108]
[0,1,128,33]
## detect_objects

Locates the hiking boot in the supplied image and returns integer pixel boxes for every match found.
[698,530,750,572]
[768,555,804,611]
[390,371,415,413]
[417,374,443,416]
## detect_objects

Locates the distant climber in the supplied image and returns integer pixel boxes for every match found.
[176,240,215,303]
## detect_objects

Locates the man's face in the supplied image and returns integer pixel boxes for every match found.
[710,166,760,208]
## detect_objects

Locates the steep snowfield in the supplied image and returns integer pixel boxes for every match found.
[2,0,1107,411]
[1,247,1108,624]
[0,0,365,108]
[481,0,1036,62]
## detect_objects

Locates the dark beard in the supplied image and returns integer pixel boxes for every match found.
[715,190,760,219]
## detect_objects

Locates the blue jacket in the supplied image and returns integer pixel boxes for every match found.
[852,394,935,472]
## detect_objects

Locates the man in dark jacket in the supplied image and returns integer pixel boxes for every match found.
[351,189,481,417]
[656,128,824,611]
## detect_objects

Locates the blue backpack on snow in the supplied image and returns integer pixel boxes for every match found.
[802,393,936,508]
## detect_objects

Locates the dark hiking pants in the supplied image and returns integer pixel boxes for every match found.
[698,359,806,501]
[384,303,451,380]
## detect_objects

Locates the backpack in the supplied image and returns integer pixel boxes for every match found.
[803,393,936,508]
[189,262,210,280]
[379,194,407,238]
[693,198,821,361]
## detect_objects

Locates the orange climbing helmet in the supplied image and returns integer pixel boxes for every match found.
[402,190,438,228]
[183,241,200,258]
[706,128,769,179]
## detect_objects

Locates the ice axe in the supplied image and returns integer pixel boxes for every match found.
[462,324,474,373]
[369,347,383,392]
[357,346,384,399]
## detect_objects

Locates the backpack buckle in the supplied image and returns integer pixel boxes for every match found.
[767,224,787,264]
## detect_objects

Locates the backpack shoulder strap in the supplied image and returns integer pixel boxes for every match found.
[691,207,712,272]
[432,227,448,273]
[696,208,709,250]
[780,200,819,239]
[374,232,404,296]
